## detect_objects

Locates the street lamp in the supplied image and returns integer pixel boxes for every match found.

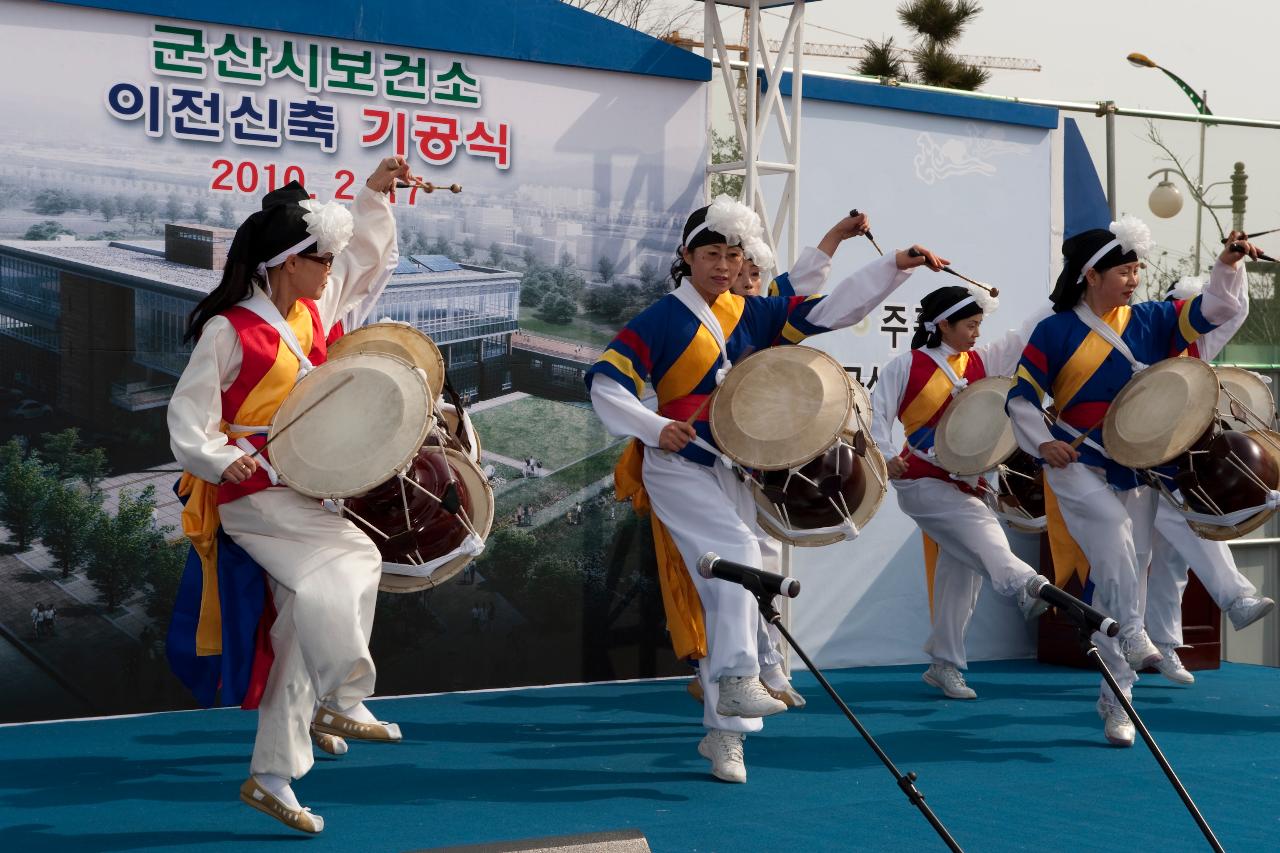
[1147,169,1184,218]
[1128,51,1213,274]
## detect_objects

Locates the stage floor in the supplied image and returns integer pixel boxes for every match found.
[1,660,1277,852]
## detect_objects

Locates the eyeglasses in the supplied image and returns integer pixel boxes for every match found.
[297,253,334,269]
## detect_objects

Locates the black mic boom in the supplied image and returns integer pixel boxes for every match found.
[697,552,801,599]
[1026,575,1119,637]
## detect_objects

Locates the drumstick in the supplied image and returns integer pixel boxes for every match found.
[848,209,884,256]
[907,249,1000,297]
[1228,242,1278,263]
[1068,414,1107,450]
[1220,227,1280,243]
[395,180,463,194]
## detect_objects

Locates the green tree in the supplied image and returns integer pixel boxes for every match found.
[218,197,236,228]
[41,428,83,481]
[637,260,666,301]
[430,236,452,257]
[0,448,51,549]
[559,249,575,269]
[477,527,539,590]
[522,246,537,269]
[896,0,989,91]
[461,237,475,260]
[596,255,616,284]
[191,198,209,224]
[32,188,72,215]
[74,447,109,495]
[144,540,188,620]
[85,486,159,610]
[165,192,184,223]
[857,36,910,79]
[99,196,118,222]
[710,129,743,199]
[488,241,503,268]
[40,483,104,578]
[23,220,73,240]
[537,292,577,325]
[133,194,158,224]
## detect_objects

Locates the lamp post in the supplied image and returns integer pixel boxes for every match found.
[1127,52,1213,274]
[1145,164,1247,274]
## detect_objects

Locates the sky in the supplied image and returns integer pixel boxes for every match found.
[666,0,1280,278]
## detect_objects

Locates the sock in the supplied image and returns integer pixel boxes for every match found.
[759,665,790,692]
[334,701,379,724]
[254,773,301,811]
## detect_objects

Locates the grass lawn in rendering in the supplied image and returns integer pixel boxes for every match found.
[470,396,619,470]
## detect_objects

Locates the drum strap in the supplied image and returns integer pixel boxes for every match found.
[1169,488,1280,528]
[241,291,317,379]
[1053,418,1110,461]
[921,347,968,395]
[1072,304,1146,373]
[673,281,731,385]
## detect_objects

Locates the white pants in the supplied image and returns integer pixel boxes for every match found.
[1146,499,1256,647]
[755,535,785,672]
[220,487,383,780]
[643,449,765,734]
[894,477,1038,669]
[1044,464,1157,699]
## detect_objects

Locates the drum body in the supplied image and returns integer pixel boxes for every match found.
[1176,428,1280,541]
[752,373,887,546]
[1216,366,1278,431]
[328,321,446,399]
[994,449,1046,533]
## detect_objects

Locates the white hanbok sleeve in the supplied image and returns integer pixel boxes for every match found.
[167,316,246,483]
[590,376,669,449]
[318,186,398,331]
[870,352,911,452]
[1008,396,1055,457]
[975,303,1055,376]
[1195,264,1250,361]
[1198,258,1247,327]
[804,253,913,330]
[783,246,832,297]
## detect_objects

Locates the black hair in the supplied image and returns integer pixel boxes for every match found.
[1049,228,1138,313]
[909,285,983,349]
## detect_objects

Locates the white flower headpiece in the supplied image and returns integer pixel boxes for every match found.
[967,282,999,315]
[743,235,775,272]
[1165,275,1203,300]
[299,198,354,256]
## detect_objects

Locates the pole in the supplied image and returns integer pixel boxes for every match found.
[1104,101,1117,218]
[1231,161,1247,232]
[1193,91,1208,275]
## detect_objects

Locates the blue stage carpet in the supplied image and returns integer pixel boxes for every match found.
[1,660,1277,852]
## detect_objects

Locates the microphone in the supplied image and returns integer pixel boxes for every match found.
[697,552,801,599]
[1026,575,1119,637]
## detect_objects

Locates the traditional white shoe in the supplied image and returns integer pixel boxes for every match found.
[310,726,349,755]
[1097,698,1136,748]
[687,677,704,703]
[698,729,747,783]
[1227,595,1276,631]
[313,706,402,742]
[765,681,807,709]
[715,676,787,718]
[922,663,977,699]
[1119,630,1163,671]
[1018,577,1050,620]
[1154,645,1195,685]
[239,777,324,833]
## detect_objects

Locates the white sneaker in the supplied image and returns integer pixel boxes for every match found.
[922,663,977,700]
[1097,698,1135,747]
[698,729,747,783]
[1018,577,1050,621]
[715,676,787,718]
[1154,644,1195,685]
[1227,595,1276,631]
[1119,630,1163,671]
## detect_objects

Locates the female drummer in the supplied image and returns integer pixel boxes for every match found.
[1146,276,1275,684]
[587,195,945,784]
[167,157,409,833]
[1006,219,1253,747]
[869,285,1051,701]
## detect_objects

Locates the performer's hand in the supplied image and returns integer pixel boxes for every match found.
[1220,230,1261,265]
[886,456,909,479]
[659,421,697,453]
[834,212,871,240]
[1039,440,1079,469]
[897,245,949,271]
[366,156,413,193]
[222,454,259,484]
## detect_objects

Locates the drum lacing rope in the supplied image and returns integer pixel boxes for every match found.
[1151,459,1280,529]
[762,459,861,542]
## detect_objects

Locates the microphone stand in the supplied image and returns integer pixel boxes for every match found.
[742,575,964,852]
[1062,610,1224,852]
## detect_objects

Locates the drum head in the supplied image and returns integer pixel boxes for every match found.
[328,322,447,400]
[269,352,432,499]
[1189,428,1280,541]
[1104,358,1219,469]
[380,448,495,593]
[933,376,1018,476]
[754,433,888,546]
[711,347,853,471]
[1217,366,1277,431]
[436,401,483,465]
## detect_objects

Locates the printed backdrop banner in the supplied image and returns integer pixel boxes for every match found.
[0,0,705,723]
[766,78,1059,670]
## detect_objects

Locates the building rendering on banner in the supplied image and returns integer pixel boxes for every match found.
[0,229,521,422]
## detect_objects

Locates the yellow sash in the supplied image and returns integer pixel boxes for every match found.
[899,352,969,438]
[614,439,707,660]
[655,292,744,406]
[922,534,940,621]
[181,302,317,656]
[1052,306,1130,410]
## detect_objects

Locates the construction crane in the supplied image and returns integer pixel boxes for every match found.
[663,31,1040,73]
